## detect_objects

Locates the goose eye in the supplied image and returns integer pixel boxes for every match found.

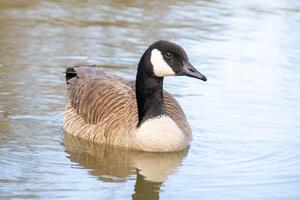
[165,52,173,59]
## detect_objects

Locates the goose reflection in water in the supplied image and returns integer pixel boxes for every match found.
[64,133,188,200]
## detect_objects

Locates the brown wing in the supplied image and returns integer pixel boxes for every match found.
[68,78,137,125]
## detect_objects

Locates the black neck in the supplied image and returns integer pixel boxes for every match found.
[136,51,166,126]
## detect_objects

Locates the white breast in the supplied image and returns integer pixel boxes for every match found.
[135,116,188,152]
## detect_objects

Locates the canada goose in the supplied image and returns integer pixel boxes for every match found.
[64,40,207,152]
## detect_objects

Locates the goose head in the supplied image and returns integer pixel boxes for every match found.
[141,40,207,81]
[135,40,207,132]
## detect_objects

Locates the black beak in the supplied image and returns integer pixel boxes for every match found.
[180,62,207,81]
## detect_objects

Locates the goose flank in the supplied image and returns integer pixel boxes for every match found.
[63,40,207,152]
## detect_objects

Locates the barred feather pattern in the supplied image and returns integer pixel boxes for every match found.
[63,67,192,151]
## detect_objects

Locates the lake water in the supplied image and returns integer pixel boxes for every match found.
[0,0,300,199]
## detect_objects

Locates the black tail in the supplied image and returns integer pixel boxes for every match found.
[65,67,77,84]
[65,65,97,84]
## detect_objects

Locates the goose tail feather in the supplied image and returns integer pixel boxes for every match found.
[65,67,78,84]
[65,65,105,84]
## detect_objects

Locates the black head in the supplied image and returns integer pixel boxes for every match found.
[143,40,207,81]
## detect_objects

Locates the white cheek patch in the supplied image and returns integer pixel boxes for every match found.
[150,49,175,77]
